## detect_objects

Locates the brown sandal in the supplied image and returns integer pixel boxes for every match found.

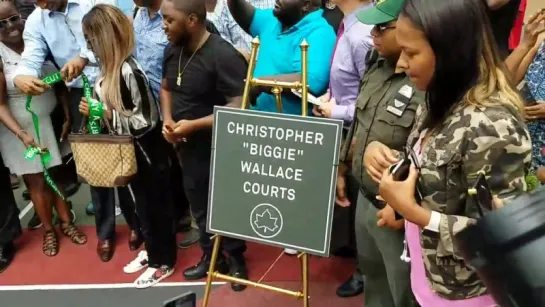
[60,222,87,245]
[43,230,59,257]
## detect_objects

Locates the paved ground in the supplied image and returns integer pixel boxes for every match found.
[6,180,361,307]
[0,283,219,307]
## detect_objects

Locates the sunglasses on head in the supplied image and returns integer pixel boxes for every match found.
[0,15,22,29]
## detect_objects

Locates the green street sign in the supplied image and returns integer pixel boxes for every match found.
[207,107,343,257]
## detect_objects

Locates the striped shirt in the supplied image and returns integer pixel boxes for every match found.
[216,0,275,51]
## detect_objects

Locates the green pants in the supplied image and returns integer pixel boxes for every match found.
[356,192,414,307]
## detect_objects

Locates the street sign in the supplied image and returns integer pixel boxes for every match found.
[207,107,343,257]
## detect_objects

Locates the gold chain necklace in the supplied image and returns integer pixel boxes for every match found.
[177,32,209,86]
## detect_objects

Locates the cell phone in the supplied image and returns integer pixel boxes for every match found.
[468,172,493,217]
[389,159,411,181]
[385,159,412,220]
[163,292,196,307]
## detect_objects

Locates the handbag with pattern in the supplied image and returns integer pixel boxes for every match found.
[68,116,137,187]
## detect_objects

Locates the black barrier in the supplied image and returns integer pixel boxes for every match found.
[456,186,545,307]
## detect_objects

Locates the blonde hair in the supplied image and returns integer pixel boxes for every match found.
[82,4,134,115]
[464,21,525,115]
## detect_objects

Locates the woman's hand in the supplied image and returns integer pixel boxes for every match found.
[17,131,38,148]
[524,102,545,121]
[378,166,430,227]
[79,97,89,116]
[13,75,49,96]
[363,141,399,183]
[520,9,545,50]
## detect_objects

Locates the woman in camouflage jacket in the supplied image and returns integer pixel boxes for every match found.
[362,0,532,305]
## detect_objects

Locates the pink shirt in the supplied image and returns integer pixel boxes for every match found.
[405,221,497,306]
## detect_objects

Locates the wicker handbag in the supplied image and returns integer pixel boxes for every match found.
[68,117,137,188]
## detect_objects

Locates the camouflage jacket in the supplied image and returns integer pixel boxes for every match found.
[404,100,531,300]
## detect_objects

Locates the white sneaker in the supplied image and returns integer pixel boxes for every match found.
[124,250,149,274]
[284,248,298,255]
[115,205,122,217]
[134,265,174,289]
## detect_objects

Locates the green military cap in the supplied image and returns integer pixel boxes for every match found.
[357,0,406,25]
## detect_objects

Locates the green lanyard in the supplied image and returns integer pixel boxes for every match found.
[23,72,103,199]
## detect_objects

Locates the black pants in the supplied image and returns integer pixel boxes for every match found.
[175,137,246,257]
[0,155,22,246]
[166,144,190,222]
[132,128,177,267]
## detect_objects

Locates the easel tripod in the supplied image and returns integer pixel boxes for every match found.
[202,36,311,307]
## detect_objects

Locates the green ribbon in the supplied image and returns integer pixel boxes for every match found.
[24,72,98,200]
[88,97,103,134]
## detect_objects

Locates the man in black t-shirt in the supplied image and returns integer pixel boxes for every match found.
[160,0,249,292]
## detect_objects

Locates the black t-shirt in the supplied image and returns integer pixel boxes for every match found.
[162,33,247,123]
[488,0,521,58]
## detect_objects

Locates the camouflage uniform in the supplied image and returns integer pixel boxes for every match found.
[402,99,531,300]
[341,51,424,307]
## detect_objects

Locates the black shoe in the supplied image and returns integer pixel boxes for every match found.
[177,228,200,249]
[228,255,248,292]
[336,275,364,298]
[0,242,16,274]
[183,253,229,280]
[27,212,43,230]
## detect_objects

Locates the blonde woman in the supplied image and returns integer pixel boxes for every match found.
[361,0,531,305]
[80,4,176,288]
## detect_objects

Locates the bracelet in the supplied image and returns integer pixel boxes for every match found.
[16,129,27,139]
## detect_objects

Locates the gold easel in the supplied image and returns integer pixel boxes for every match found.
[202,36,310,307]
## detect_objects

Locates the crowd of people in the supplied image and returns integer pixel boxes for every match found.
[0,0,543,305]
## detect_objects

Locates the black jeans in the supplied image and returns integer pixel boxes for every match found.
[175,136,246,257]
[132,128,177,267]
[166,144,191,222]
[0,155,22,246]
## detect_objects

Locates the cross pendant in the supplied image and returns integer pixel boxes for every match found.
[176,76,182,86]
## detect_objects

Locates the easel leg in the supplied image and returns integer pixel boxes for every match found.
[202,235,222,307]
[301,253,309,307]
